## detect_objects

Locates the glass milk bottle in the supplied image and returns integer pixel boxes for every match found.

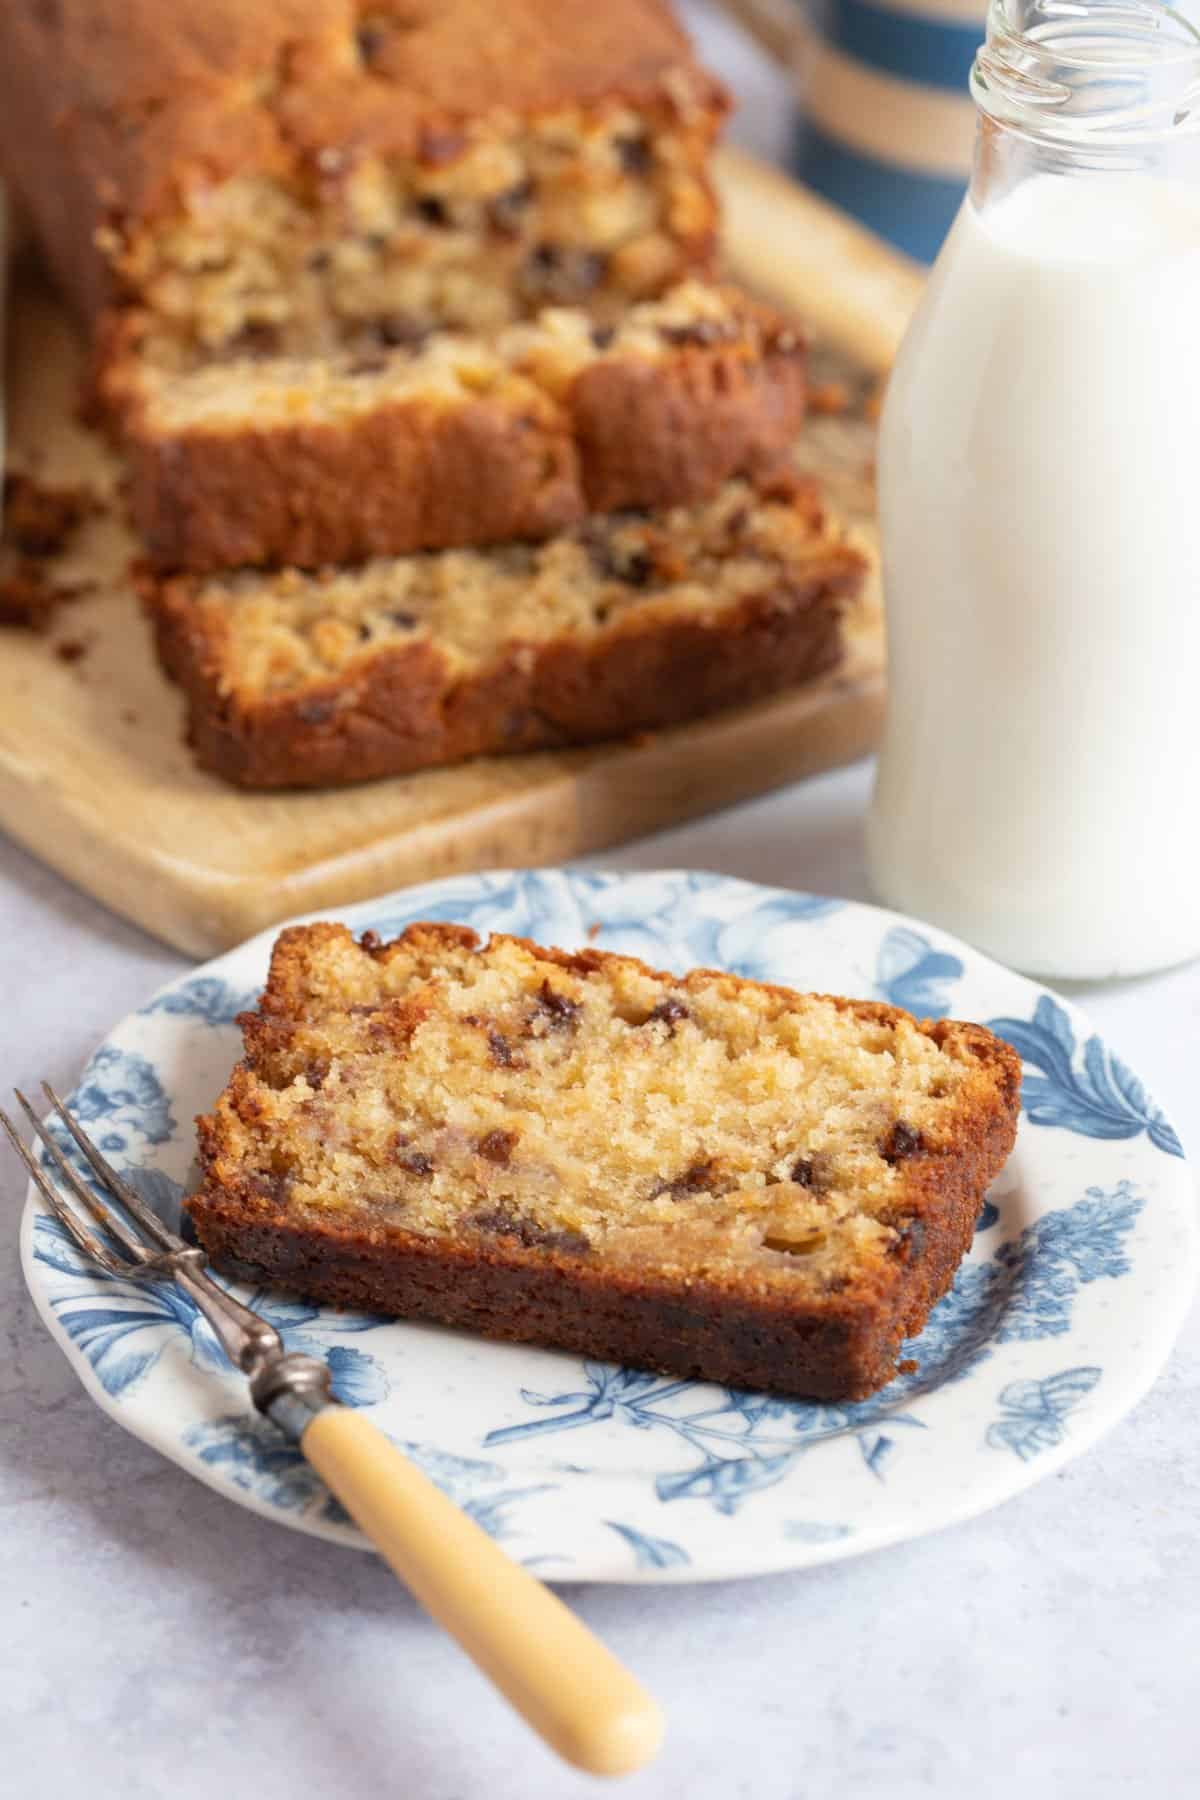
[867,0,1200,979]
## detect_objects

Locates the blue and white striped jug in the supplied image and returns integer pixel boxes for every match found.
[729,0,984,261]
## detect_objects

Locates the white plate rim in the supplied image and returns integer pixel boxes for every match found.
[19,867,1199,1583]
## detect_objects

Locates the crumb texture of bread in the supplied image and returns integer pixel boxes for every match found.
[189,923,1022,1399]
[143,474,864,787]
[0,0,726,350]
[103,282,807,571]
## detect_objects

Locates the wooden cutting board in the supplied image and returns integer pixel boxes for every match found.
[0,147,922,957]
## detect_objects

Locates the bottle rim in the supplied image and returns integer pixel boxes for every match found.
[972,0,1200,146]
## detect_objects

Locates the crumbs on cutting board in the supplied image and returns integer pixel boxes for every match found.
[0,471,103,630]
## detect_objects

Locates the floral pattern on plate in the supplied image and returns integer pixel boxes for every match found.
[19,869,1198,1583]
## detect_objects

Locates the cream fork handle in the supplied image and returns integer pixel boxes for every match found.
[302,1407,664,1778]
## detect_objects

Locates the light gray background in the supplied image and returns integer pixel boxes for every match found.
[3,9,1196,1797]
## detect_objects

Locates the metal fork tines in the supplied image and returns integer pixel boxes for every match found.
[6,1083,665,1773]
[3,1084,331,1421]
[9,1082,194,1274]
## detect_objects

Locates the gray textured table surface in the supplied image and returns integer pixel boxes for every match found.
[3,11,1197,1798]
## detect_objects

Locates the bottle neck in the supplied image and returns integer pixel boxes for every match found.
[969,0,1200,209]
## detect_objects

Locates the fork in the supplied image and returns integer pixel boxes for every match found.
[4,1084,663,1779]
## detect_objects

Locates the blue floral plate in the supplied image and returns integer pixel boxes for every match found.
[19,870,1198,1583]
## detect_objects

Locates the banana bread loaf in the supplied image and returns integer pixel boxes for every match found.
[189,922,1022,1401]
[102,282,806,571]
[0,1,726,363]
[143,472,864,788]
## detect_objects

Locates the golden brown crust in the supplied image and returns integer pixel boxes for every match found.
[108,305,807,572]
[124,382,583,573]
[147,557,853,788]
[0,0,726,327]
[188,924,1023,1401]
[571,327,807,516]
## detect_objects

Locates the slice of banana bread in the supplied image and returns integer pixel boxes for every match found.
[143,472,864,789]
[189,923,1022,1401]
[102,283,806,571]
[0,1,725,360]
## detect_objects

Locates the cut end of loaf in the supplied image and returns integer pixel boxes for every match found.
[104,96,725,363]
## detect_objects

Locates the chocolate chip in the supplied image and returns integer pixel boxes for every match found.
[345,352,390,377]
[648,996,689,1033]
[415,194,450,226]
[359,929,385,954]
[471,1205,589,1254]
[54,639,86,664]
[296,696,336,725]
[590,324,616,351]
[522,244,606,303]
[535,980,580,1031]
[881,1121,924,1165]
[387,609,417,629]
[478,1128,517,1166]
[652,1158,717,1201]
[487,179,535,236]
[302,1060,328,1090]
[307,248,333,273]
[578,523,657,588]
[15,530,65,558]
[396,1148,434,1176]
[785,1152,831,1193]
[660,319,736,349]
[615,134,652,174]
[373,313,429,349]
[229,322,283,358]
[356,19,387,62]
[357,621,373,641]
[418,125,467,165]
[538,1224,590,1254]
[487,1029,518,1068]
